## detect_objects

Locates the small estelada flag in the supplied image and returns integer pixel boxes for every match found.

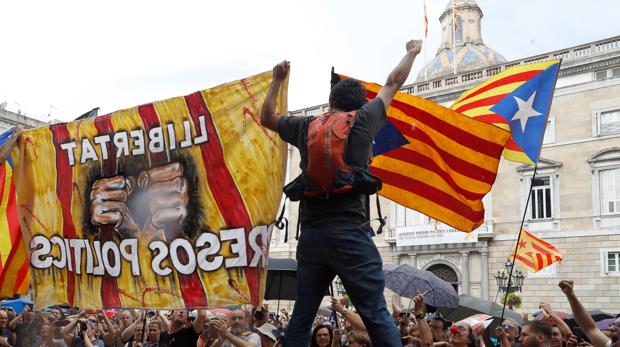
[509,228,562,272]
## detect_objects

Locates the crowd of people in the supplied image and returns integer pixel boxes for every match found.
[0,280,617,347]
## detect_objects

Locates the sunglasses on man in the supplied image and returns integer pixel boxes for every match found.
[501,324,516,331]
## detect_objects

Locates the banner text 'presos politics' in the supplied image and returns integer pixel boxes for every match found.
[29,224,272,277]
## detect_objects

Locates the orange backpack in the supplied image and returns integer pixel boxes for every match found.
[304,111,357,198]
[278,111,386,239]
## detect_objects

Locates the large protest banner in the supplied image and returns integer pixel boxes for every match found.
[13,70,288,309]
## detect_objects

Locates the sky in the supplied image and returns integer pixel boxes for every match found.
[0,0,618,122]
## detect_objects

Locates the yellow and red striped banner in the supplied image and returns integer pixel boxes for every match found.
[0,160,30,296]
[13,70,287,309]
[509,228,562,272]
[357,80,510,232]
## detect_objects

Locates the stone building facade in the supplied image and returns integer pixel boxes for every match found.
[0,107,47,132]
[268,0,620,313]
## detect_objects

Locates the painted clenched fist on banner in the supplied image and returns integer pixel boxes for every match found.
[12,70,288,309]
[90,162,189,237]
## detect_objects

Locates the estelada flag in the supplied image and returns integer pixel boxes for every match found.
[509,228,562,272]
[13,70,287,309]
[0,129,30,297]
[333,73,511,232]
[451,60,561,166]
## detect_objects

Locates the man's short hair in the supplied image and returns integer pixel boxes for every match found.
[329,78,367,112]
[523,320,553,343]
[431,317,449,330]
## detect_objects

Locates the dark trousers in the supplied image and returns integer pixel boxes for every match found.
[283,222,401,347]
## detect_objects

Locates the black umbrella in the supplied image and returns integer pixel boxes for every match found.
[265,258,298,301]
[383,264,459,308]
[265,258,297,315]
[438,294,523,325]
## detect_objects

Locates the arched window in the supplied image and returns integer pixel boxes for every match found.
[427,264,459,292]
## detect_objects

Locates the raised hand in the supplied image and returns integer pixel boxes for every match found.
[496,327,507,340]
[406,40,423,55]
[540,302,554,315]
[209,319,228,335]
[558,280,575,296]
[413,293,426,315]
[272,61,290,82]
[12,125,24,138]
[566,335,578,347]
[331,297,345,315]
[522,313,529,322]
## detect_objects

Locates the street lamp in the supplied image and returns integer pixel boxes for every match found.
[494,261,526,293]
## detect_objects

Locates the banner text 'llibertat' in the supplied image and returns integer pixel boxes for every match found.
[60,115,209,166]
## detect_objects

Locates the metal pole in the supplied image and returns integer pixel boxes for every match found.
[452,0,457,75]
[498,165,538,327]
[277,272,282,315]
[140,310,148,344]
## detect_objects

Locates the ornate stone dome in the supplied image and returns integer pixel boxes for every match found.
[416,0,506,82]
[417,44,506,81]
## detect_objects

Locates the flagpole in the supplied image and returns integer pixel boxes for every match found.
[498,164,539,329]
[424,0,428,81]
[452,0,457,75]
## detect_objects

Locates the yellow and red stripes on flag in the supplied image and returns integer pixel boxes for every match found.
[508,228,562,272]
[361,81,511,232]
[450,60,560,165]
[0,162,30,296]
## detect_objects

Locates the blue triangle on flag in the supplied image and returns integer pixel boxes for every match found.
[0,128,15,168]
[372,120,410,157]
[490,63,559,164]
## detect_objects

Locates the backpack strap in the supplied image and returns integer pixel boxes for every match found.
[375,192,386,234]
[362,183,386,235]
[295,202,302,241]
[275,198,290,243]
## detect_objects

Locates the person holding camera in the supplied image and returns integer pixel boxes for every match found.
[60,311,105,347]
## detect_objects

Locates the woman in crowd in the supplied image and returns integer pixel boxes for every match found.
[344,330,372,347]
[447,322,479,347]
[311,323,333,347]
